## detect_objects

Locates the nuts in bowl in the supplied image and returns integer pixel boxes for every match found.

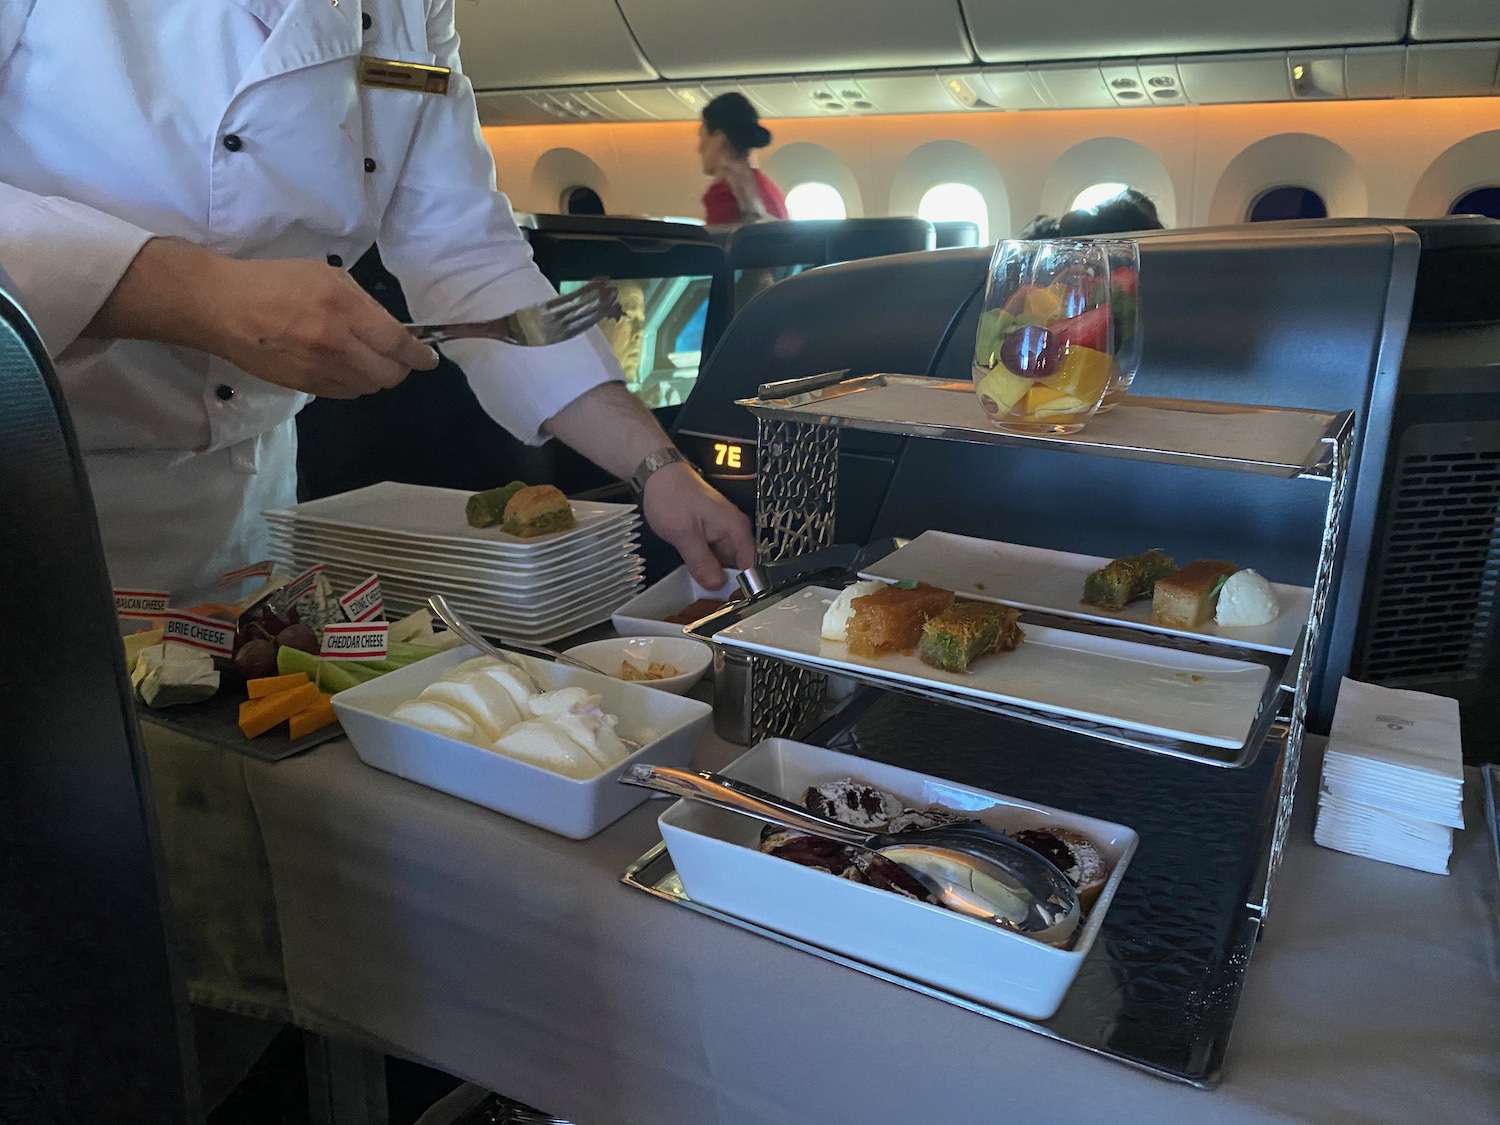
[564,635,712,695]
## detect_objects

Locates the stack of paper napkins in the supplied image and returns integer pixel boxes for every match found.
[1315,678,1464,874]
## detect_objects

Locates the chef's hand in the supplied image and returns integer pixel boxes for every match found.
[86,237,438,398]
[212,258,439,398]
[641,462,755,590]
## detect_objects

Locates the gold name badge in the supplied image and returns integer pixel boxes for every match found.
[357,56,451,96]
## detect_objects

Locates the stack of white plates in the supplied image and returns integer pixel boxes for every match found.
[264,482,644,645]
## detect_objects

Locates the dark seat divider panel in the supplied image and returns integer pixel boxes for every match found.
[0,283,200,1121]
[676,247,989,527]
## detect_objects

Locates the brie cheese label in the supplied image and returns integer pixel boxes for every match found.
[162,610,237,657]
[320,622,389,661]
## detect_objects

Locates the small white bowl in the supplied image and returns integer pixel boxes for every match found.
[611,564,741,638]
[563,635,713,695]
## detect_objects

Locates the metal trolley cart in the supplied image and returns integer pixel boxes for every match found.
[626,376,1354,1086]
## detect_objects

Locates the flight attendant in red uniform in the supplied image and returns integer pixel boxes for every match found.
[698,93,788,227]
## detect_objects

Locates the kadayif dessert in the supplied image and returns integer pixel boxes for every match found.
[918,601,1024,673]
[844,582,955,657]
[392,658,629,779]
[1152,559,1238,629]
[1214,569,1281,627]
[1081,549,1176,610]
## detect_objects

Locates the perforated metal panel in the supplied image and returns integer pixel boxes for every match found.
[1361,421,1500,683]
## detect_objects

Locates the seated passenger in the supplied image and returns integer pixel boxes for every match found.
[1022,190,1164,239]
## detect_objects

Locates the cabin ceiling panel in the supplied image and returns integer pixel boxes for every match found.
[612,0,973,79]
[455,0,655,89]
[958,0,1407,64]
[1410,0,1500,42]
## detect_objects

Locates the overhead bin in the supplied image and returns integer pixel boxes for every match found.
[613,0,973,80]
[454,0,654,90]
[1410,0,1500,41]
[959,0,1407,64]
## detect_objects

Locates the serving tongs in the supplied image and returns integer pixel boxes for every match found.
[734,537,908,601]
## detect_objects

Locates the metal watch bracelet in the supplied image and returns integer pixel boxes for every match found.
[630,446,695,496]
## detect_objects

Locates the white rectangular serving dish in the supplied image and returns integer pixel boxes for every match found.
[611,564,741,638]
[659,739,1137,1020]
[861,530,1311,655]
[712,587,1272,749]
[332,646,711,839]
[265,481,638,554]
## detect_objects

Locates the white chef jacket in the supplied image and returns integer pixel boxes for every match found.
[0,0,620,604]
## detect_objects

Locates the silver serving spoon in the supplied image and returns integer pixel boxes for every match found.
[624,764,1081,945]
[427,594,604,675]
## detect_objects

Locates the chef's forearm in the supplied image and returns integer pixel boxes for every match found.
[541,381,674,480]
[83,236,233,351]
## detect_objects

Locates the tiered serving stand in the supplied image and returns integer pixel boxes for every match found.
[624,373,1354,1086]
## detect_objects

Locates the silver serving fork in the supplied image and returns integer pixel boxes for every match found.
[407,277,624,347]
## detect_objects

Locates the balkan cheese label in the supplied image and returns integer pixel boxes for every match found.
[338,574,384,623]
[161,610,237,657]
[115,588,171,620]
[283,563,325,604]
[218,559,276,586]
[320,622,388,661]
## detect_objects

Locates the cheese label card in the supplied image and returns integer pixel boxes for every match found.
[320,622,389,661]
[218,559,276,586]
[283,563,325,605]
[357,56,451,96]
[338,574,384,623]
[115,588,171,620]
[162,610,237,657]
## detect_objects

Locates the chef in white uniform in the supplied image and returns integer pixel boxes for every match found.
[0,0,752,604]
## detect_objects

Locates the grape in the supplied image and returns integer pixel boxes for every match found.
[233,639,278,680]
[999,325,1059,379]
[277,623,319,655]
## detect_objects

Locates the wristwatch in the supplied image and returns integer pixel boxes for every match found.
[630,446,695,497]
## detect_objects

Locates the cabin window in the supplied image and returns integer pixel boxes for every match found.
[562,186,605,216]
[918,182,989,244]
[785,182,848,221]
[1070,182,1129,212]
[1248,186,1328,222]
[1449,187,1500,220]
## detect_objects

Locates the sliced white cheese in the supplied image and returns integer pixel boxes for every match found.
[492,719,603,779]
[391,698,484,746]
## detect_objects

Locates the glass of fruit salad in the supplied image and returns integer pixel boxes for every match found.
[1095,240,1141,412]
[973,239,1116,434]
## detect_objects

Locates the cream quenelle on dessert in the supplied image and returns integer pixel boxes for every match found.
[391,657,631,779]
[820,580,885,642]
[1214,569,1281,627]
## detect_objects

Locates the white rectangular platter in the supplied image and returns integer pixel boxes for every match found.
[860,531,1311,655]
[711,587,1273,749]
[265,481,638,554]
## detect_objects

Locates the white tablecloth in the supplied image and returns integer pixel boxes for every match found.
[162,724,1495,1125]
